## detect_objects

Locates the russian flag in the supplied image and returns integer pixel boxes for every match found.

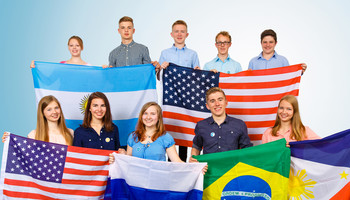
[32,61,157,146]
[107,154,206,200]
[289,129,350,200]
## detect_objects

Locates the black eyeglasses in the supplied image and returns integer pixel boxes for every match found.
[216,41,230,46]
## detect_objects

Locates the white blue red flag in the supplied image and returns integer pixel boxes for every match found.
[162,63,302,147]
[289,129,350,199]
[107,153,206,200]
[32,62,157,146]
[0,133,113,199]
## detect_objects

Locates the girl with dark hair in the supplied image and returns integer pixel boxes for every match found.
[73,92,123,151]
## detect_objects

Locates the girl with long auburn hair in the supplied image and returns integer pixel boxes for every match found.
[2,95,73,145]
[73,92,124,152]
[262,95,321,145]
[126,102,183,162]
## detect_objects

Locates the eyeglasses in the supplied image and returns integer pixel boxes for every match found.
[216,41,231,46]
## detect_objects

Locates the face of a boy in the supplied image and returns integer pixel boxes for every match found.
[206,91,228,118]
[118,21,135,40]
[215,35,231,56]
[171,24,188,45]
[261,35,276,55]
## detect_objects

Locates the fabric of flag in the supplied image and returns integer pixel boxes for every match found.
[108,153,206,200]
[32,61,157,146]
[194,138,290,200]
[162,63,302,147]
[289,129,350,200]
[0,133,114,199]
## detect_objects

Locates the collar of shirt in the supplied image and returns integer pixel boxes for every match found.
[171,44,187,51]
[257,51,278,60]
[121,40,135,48]
[208,115,228,125]
[214,55,231,63]
[276,127,291,136]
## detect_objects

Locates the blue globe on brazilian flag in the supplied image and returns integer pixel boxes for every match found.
[194,139,290,200]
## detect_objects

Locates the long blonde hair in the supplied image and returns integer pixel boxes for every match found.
[271,95,306,141]
[35,95,73,145]
[133,102,166,142]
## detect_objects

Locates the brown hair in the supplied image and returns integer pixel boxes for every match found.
[172,20,187,29]
[133,102,166,142]
[271,95,306,141]
[82,92,114,132]
[216,31,231,43]
[35,95,73,145]
[206,87,226,103]
[68,36,84,50]
[260,29,277,43]
[119,16,134,25]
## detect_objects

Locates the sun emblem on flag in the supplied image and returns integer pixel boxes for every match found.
[288,168,317,200]
[79,94,90,114]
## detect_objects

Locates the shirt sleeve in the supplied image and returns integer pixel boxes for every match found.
[108,51,116,68]
[113,125,121,149]
[304,126,322,140]
[236,62,242,73]
[192,123,203,151]
[261,128,272,144]
[163,133,175,148]
[238,121,253,149]
[159,50,166,65]
[127,133,136,147]
[192,52,200,68]
[142,47,151,64]
[248,59,254,70]
[203,62,210,71]
[72,128,83,147]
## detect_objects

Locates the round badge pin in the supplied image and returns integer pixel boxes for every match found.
[210,132,215,137]
[105,137,110,143]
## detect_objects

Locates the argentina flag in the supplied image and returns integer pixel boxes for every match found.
[32,61,157,146]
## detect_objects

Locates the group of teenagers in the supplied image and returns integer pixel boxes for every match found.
[3,16,321,176]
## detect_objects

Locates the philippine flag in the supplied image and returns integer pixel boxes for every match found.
[108,153,206,200]
[289,129,350,200]
[32,61,157,146]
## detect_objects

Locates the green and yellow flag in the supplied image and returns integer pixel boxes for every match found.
[194,139,290,200]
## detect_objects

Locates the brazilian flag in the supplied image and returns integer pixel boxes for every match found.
[194,139,290,200]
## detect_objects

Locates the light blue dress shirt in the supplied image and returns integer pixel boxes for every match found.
[203,55,242,74]
[159,45,200,68]
[248,51,289,70]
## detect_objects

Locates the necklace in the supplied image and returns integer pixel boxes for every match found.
[146,134,152,138]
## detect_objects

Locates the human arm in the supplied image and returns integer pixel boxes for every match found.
[142,47,152,64]
[151,61,161,72]
[194,66,200,70]
[108,51,116,68]
[189,147,200,163]
[192,52,200,69]
[126,145,133,156]
[166,145,184,162]
[304,126,321,140]
[238,122,253,149]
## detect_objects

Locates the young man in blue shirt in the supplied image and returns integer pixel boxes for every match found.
[159,20,200,69]
[190,87,252,161]
[248,29,307,73]
[159,20,200,161]
[204,31,242,74]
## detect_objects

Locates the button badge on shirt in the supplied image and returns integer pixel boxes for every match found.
[210,132,215,137]
[105,137,110,143]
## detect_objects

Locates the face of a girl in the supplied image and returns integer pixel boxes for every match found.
[68,38,82,57]
[142,106,159,128]
[89,98,106,121]
[278,100,294,123]
[43,101,61,122]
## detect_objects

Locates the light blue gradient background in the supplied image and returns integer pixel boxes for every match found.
[1,0,350,165]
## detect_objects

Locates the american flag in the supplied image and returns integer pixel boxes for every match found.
[163,63,302,147]
[0,133,114,200]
